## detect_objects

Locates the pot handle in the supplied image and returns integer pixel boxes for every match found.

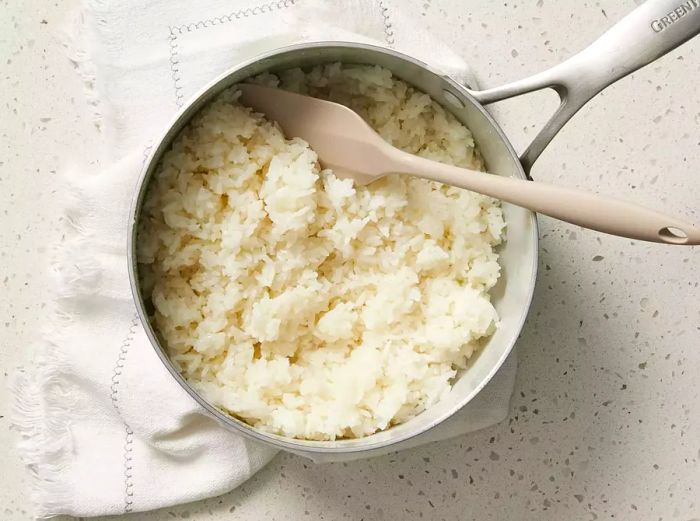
[469,0,700,177]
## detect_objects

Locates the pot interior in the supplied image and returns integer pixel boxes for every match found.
[130,43,538,454]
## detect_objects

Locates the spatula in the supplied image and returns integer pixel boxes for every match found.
[238,84,699,245]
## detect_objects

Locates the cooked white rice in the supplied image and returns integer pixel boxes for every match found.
[137,64,505,440]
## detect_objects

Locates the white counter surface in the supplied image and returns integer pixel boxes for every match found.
[1,0,698,519]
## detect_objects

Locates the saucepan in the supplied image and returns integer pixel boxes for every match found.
[128,0,700,458]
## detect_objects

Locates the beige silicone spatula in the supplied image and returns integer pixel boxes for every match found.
[238,84,700,245]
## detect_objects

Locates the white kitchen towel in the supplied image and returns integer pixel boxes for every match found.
[12,0,517,517]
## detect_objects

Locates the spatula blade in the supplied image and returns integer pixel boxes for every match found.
[238,83,394,184]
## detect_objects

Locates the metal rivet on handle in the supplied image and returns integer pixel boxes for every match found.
[443,89,465,109]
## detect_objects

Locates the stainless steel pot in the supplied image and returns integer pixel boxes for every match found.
[128,0,699,458]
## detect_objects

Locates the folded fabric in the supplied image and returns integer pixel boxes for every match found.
[12,0,516,516]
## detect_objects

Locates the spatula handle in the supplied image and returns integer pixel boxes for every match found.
[392,152,700,245]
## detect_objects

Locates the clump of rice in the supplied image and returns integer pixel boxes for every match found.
[137,63,505,441]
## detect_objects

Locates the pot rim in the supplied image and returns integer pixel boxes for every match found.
[127,41,539,454]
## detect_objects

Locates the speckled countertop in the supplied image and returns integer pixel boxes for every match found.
[1,0,699,519]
